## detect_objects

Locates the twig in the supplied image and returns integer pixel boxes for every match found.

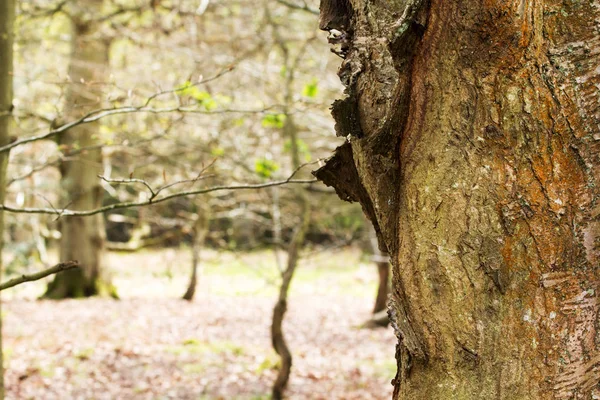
[0,178,318,217]
[99,176,157,198]
[275,0,319,14]
[0,68,278,154]
[153,158,217,197]
[2,159,323,218]
[0,261,79,291]
[0,104,275,155]
[7,131,174,187]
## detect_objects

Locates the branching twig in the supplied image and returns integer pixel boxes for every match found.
[0,68,278,154]
[0,261,79,291]
[6,160,323,218]
[99,176,157,198]
[99,158,217,201]
[0,105,274,155]
[275,0,319,14]
[0,178,318,217]
[153,158,217,197]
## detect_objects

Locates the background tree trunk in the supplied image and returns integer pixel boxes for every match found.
[270,116,311,400]
[45,1,115,298]
[182,205,209,301]
[0,1,14,395]
[267,7,313,398]
[373,260,389,314]
[316,0,600,398]
[368,224,390,315]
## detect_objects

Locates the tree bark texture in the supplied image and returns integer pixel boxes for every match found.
[45,1,115,298]
[0,1,14,396]
[316,0,600,398]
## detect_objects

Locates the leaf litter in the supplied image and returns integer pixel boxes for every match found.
[3,248,396,399]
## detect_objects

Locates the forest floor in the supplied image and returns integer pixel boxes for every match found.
[2,247,396,399]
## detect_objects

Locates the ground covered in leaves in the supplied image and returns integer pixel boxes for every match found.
[3,248,396,399]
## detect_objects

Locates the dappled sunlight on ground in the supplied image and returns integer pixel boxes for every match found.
[3,248,396,399]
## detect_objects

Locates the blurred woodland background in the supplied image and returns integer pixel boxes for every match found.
[1,0,395,399]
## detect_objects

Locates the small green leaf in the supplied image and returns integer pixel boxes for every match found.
[176,81,195,95]
[255,158,279,178]
[177,82,217,110]
[261,114,286,129]
[211,146,225,157]
[302,79,319,98]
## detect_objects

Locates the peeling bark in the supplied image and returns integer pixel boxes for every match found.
[316,0,600,398]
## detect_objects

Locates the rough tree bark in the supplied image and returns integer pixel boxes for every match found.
[316,0,600,398]
[0,1,14,395]
[45,0,116,298]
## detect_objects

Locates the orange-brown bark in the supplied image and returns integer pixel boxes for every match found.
[316,0,600,398]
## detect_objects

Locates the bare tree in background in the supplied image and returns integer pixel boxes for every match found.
[265,5,314,398]
[182,203,210,301]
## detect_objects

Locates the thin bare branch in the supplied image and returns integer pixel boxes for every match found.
[275,0,319,14]
[0,104,276,155]
[0,178,318,217]
[0,68,278,154]
[0,261,79,291]
[7,132,170,187]
[99,175,157,198]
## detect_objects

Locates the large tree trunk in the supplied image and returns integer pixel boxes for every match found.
[0,1,14,395]
[45,1,115,298]
[316,0,600,398]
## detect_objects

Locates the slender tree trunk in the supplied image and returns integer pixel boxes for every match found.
[271,186,284,271]
[44,1,115,298]
[316,0,600,398]
[373,259,390,313]
[0,1,14,396]
[271,204,309,399]
[183,205,209,301]
[267,7,313,398]
[271,113,311,400]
